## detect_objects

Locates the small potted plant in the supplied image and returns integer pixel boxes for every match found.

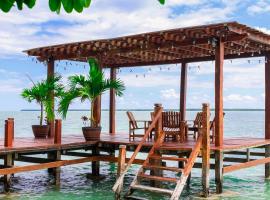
[59,58,125,141]
[21,75,64,138]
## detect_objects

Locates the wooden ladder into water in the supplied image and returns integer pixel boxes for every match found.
[125,134,202,200]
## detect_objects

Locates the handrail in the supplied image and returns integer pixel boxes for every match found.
[112,108,163,192]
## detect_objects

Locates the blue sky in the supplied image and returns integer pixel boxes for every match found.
[0,0,270,111]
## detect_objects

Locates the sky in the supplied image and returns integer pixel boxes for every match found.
[0,0,270,111]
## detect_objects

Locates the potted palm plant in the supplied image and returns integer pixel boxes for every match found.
[59,58,125,141]
[21,75,63,138]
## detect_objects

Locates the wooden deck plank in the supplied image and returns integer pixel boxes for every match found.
[0,133,269,154]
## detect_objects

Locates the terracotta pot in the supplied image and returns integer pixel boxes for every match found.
[32,125,50,138]
[82,127,101,141]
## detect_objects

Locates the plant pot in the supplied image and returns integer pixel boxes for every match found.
[82,126,101,141]
[32,125,50,138]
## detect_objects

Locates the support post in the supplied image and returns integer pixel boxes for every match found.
[154,103,163,141]
[215,151,223,194]
[117,145,126,176]
[265,52,270,178]
[4,119,14,192]
[54,119,62,144]
[180,62,187,121]
[215,40,224,147]
[92,146,100,176]
[202,103,210,197]
[47,58,55,138]
[109,68,117,135]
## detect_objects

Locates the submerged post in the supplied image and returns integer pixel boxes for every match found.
[202,103,210,197]
[109,68,117,135]
[265,53,270,178]
[4,118,14,192]
[214,39,224,193]
[180,62,187,121]
[117,145,126,176]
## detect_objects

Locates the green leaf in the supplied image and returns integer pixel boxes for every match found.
[61,0,73,13]
[49,0,60,12]
[73,0,84,13]
[0,0,15,12]
[158,0,165,5]
[84,0,91,8]
[23,0,35,8]
[16,0,23,10]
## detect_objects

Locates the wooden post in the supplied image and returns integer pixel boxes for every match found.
[154,103,163,141]
[265,53,270,178]
[5,119,14,147]
[117,145,126,176]
[214,39,224,194]
[202,103,210,197]
[215,151,223,194]
[54,119,62,144]
[110,68,117,135]
[4,153,13,192]
[4,119,14,192]
[215,40,224,147]
[180,62,187,121]
[47,58,55,138]
[92,146,100,176]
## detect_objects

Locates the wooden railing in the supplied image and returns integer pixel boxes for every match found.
[112,104,163,194]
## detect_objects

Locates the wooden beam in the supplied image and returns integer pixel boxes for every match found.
[265,52,270,178]
[0,156,145,176]
[4,153,13,192]
[180,63,187,120]
[47,58,55,138]
[223,157,270,174]
[215,40,224,147]
[117,145,126,176]
[109,68,117,134]
[106,51,268,68]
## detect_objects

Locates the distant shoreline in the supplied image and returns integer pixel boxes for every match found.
[20,109,265,111]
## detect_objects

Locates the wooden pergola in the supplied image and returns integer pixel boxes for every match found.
[24,20,270,152]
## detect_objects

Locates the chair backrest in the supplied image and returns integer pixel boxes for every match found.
[210,112,225,129]
[194,112,203,127]
[126,111,138,129]
[162,111,181,128]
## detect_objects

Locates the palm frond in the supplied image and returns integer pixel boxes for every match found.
[58,89,80,119]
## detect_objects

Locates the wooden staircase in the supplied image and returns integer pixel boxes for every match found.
[125,134,202,200]
[113,103,209,200]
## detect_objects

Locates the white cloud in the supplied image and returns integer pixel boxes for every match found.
[247,0,270,14]
[224,94,256,102]
[160,89,179,99]
[0,0,238,58]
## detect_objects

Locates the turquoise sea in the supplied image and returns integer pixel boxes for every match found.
[0,110,269,200]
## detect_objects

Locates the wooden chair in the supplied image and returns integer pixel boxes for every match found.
[162,111,187,142]
[187,112,203,139]
[127,111,149,141]
[210,112,225,143]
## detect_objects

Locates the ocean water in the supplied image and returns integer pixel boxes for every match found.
[0,110,269,200]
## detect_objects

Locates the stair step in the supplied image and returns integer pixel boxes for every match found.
[143,164,183,172]
[138,174,178,183]
[125,195,148,200]
[131,184,173,195]
[150,155,188,162]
